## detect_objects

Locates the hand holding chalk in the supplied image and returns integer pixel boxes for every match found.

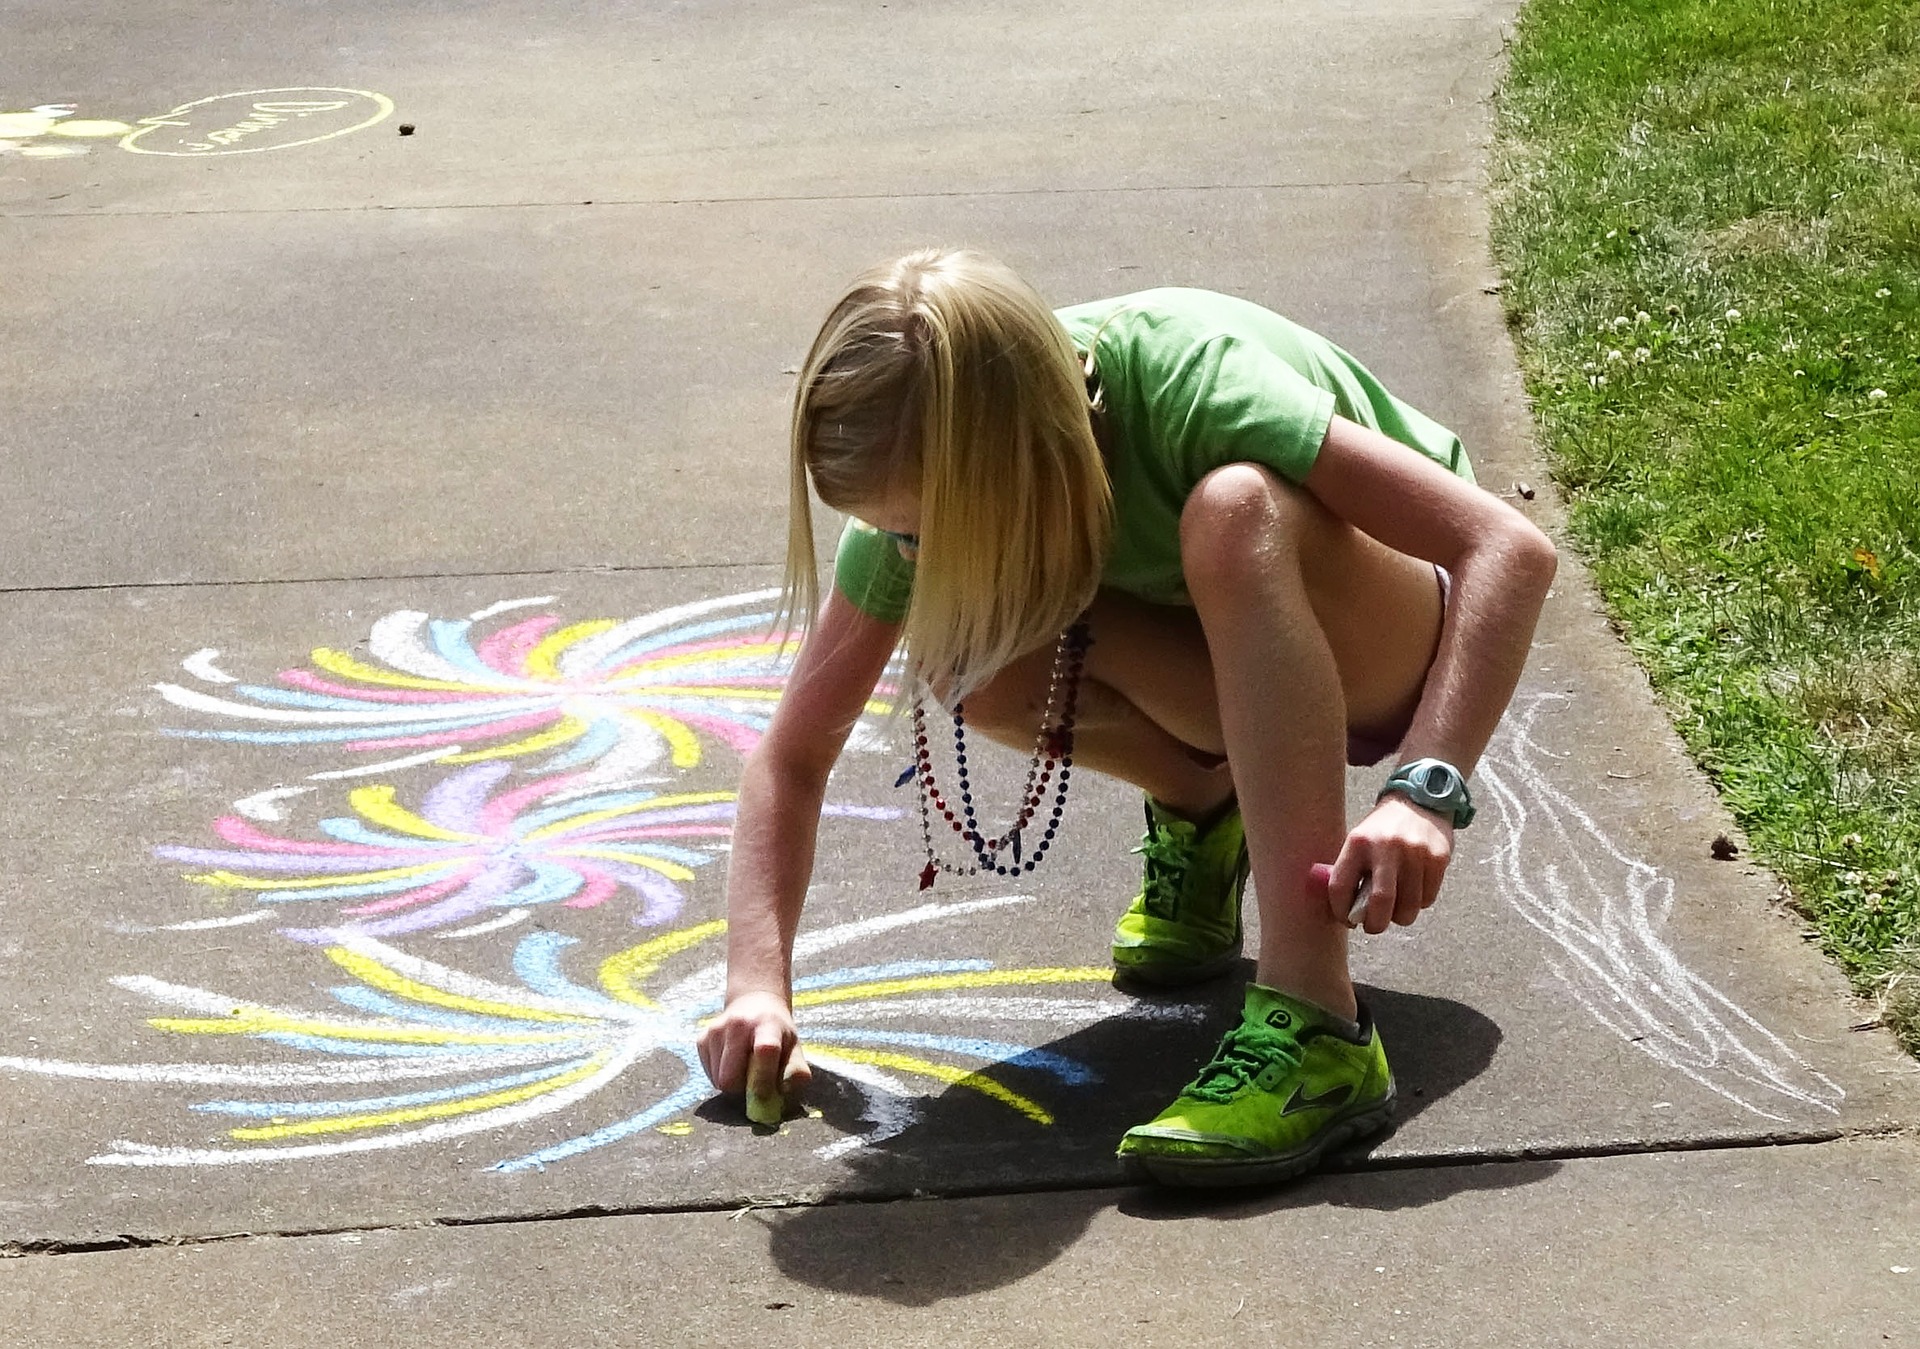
[1309,862,1373,928]
[743,1037,787,1129]
[694,989,809,1130]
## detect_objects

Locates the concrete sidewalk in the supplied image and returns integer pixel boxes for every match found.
[2,0,1915,1341]
[5,1140,1918,1347]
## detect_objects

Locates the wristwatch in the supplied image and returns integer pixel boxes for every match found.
[1378,758,1476,829]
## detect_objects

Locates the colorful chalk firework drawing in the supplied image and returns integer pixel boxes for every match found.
[157,591,898,811]
[1,897,1202,1170]
[153,763,898,942]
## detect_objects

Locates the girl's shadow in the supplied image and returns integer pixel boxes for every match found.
[764,978,1547,1304]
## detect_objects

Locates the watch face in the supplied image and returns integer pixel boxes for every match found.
[1417,763,1458,796]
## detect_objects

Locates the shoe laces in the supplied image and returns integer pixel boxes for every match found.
[1131,820,1194,920]
[1181,1020,1302,1104]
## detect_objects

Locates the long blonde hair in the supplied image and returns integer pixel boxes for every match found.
[785,249,1113,697]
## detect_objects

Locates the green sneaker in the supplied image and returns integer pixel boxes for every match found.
[1111,797,1249,987]
[1116,984,1395,1187]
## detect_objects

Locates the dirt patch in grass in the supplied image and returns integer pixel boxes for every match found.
[1697,211,1833,263]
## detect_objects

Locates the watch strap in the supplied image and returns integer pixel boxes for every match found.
[1377,758,1476,829]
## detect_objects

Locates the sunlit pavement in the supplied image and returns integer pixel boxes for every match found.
[2,3,1915,1342]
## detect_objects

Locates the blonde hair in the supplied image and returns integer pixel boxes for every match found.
[785,249,1113,697]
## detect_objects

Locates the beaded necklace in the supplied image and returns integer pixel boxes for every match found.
[898,344,1104,890]
[900,622,1092,889]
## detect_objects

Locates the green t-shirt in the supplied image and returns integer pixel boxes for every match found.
[834,287,1474,620]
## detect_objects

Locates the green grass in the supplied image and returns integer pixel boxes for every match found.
[1488,0,1920,1049]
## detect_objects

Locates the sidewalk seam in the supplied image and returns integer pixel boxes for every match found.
[0,176,1476,223]
[0,559,776,599]
[5,1123,1910,1262]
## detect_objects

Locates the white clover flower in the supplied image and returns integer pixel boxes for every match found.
[1634,347,1652,362]
[1607,349,1625,362]
[1611,315,1631,331]
[1869,389,1888,400]
[1876,288,1892,299]
[1635,310,1651,324]
[1593,374,1609,387]
[1725,308,1742,321]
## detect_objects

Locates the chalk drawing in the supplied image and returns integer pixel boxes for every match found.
[158,591,897,786]
[122,89,393,157]
[0,104,134,159]
[158,591,898,797]
[233,786,314,822]
[1478,693,1846,1120]
[182,650,239,685]
[0,897,1196,1170]
[0,588,1177,1178]
[1,89,390,161]
[154,765,896,941]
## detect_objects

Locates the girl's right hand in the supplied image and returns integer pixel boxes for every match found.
[697,990,812,1103]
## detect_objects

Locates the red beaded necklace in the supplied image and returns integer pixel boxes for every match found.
[901,622,1091,889]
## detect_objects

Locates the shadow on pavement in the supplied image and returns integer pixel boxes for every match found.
[764,979,1528,1303]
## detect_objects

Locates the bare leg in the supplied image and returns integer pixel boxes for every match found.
[963,476,1434,1022]
[955,595,1232,822]
[1179,465,1357,1019]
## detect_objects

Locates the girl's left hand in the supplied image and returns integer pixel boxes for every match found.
[1328,795,1456,933]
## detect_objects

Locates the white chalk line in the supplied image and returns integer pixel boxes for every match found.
[0,1048,571,1088]
[468,597,555,623]
[181,649,237,684]
[306,748,460,781]
[233,785,314,821]
[434,908,532,939]
[1479,693,1843,1119]
[808,1055,920,1160]
[158,910,278,932]
[657,893,1038,1014]
[90,1043,652,1167]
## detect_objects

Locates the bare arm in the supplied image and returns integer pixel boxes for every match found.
[1303,414,1558,776]
[1302,415,1556,928]
[725,584,900,999]
[699,583,900,1098]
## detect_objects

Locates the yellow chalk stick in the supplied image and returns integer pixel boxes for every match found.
[745,1089,784,1127]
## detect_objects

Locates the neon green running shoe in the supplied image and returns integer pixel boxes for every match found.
[1111,797,1249,987]
[1117,984,1395,1187]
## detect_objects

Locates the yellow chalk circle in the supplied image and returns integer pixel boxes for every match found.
[123,88,394,157]
[49,119,133,138]
[0,113,57,138]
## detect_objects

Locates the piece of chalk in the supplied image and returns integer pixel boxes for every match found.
[1347,875,1373,925]
[745,1089,784,1127]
